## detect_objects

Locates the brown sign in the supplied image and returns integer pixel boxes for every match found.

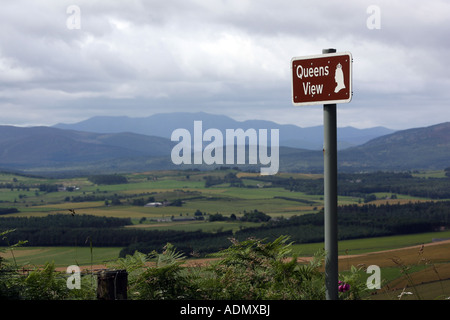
[291,52,352,106]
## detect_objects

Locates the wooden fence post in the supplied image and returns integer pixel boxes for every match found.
[96,269,128,300]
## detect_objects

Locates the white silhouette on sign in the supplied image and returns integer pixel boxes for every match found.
[334,63,346,93]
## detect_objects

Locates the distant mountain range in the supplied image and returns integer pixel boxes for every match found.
[0,113,447,176]
[339,121,450,171]
[0,126,174,174]
[53,112,395,150]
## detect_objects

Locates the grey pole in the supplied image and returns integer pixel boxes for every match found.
[323,48,338,300]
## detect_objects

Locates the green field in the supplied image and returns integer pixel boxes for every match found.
[1,169,448,254]
[3,230,450,269]
[1,169,450,300]
[1,170,325,220]
[2,169,441,218]
[291,230,450,256]
[0,246,122,269]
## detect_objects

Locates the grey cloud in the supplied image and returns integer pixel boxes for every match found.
[0,0,448,129]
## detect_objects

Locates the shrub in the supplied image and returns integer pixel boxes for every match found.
[109,244,200,300]
[2,231,369,300]
[202,236,325,299]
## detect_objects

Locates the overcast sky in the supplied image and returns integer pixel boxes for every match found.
[1,0,449,129]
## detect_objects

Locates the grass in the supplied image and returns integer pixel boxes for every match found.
[3,169,440,222]
[3,171,326,220]
[337,236,450,300]
[290,230,450,257]
[411,170,447,179]
[3,230,450,271]
[2,231,450,300]
[1,169,450,299]
[373,279,450,300]
[0,246,122,269]
[126,219,262,233]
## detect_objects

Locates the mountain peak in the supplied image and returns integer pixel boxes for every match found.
[0,118,448,175]
[53,112,395,150]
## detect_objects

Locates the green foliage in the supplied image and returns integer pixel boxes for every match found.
[208,213,226,221]
[203,172,244,188]
[200,236,326,300]
[0,230,96,300]
[21,262,68,300]
[88,174,128,185]
[234,201,450,245]
[1,261,97,300]
[2,169,450,300]
[250,171,450,199]
[0,230,92,300]
[0,233,393,300]
[0,208,20,216]
[240,209,271,222]
[38,184,59,193]
[338,265,370,300]
[1,229,28,269]
[0,214,131,230]
[107,237,331,300]
[4,201,450,256]
[109,244,199,300]
[0,229,25,299]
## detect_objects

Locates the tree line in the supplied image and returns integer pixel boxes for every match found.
[0,208,19,216]
[248,171,450,199]
[87,174,128,185]
[235,201,450,244]
[0,213,232,253]
[203,172,244,187]
[2,201,450,258]
[0,214,131,229]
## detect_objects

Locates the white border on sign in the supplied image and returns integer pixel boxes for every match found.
[291,51,353,106]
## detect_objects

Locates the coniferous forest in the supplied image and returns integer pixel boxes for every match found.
[2,201,450,257]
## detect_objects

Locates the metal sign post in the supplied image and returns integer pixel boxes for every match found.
[291,48,352,300]
[323,48,339,300]
[323,101,338,300]
[322,49,338,300]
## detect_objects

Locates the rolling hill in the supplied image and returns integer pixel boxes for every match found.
[0,126,174,174]
[338,121,450,171]
[53,112,395,150]
[0,120,448,176]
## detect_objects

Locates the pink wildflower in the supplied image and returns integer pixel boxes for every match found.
[338,281,350,292]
